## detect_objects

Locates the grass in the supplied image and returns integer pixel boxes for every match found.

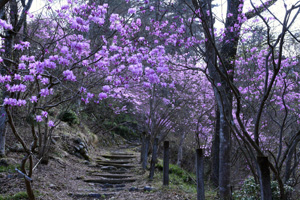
[0,191,29,200]
[154,159,218,200]
[0,164,20,173]
[0,191,41,200]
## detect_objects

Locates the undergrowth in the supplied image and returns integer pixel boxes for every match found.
[155,159,218,199]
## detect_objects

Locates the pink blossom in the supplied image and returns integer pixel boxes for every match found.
[63,70,76,81]
[98,92,107,100]
[128,8,136,14]
[103,85,110,92]
[48,120,55,127]
[30,96,38,103]
[36,115,43,122]
[42,111,48,118]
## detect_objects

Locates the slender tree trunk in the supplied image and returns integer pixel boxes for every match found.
[177,131,187,167]
[257,156,272,200]
[0,107,6,157]
[210,106,220,187]
[196,149,205,200]
[141,132,146,163]
[149,137,158,180]
[218,105,232,200]
[163,141,169,186]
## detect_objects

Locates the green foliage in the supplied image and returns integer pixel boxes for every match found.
[156,160,196,184]
[0,164,19,173]
[233,176,294,200]
[0,191,28,200]
[59,110,79,125]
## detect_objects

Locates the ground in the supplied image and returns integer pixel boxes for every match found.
[0,124,198,200]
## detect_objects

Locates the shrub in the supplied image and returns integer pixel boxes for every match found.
[233,176,294,200]
[58,110,79,125]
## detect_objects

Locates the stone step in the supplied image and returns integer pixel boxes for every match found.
[68,192,115,199]
[84,178,136,184]
[100,155,136,159]
[110,152,135,155]
[90,173,134,178]
[97,162,136,168]
[96,160,132,164]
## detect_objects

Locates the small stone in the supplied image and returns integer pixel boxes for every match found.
[0,173,5,178]
[6,174,14,179]
[88,193,101,198]
[115,184,125,188]
[101,166,117,171]
[0,159,8,167]
[83,160,89,165]
[129,187,138,192]
[49,184,56,189]
[144,186,153,191]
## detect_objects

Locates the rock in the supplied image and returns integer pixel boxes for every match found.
[101,166,117,171]
[129,187,138,192]
[9,144,24,152]
[74,138,83,144]
[144,186,154,192]
[83,160,90,165]
[6,174,14,179]
[0,173,5,178]
[49,184,56,189]
[119,167,128,172]
[76,176,84,180]
[0,159,9,167]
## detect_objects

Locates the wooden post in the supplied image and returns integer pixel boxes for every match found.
[142,136,150,170]
[149,138,158,180]
[257,156,272,200]
[163,141,169,186]
[196,149,205,200]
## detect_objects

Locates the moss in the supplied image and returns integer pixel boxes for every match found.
[58,110,79,125]
[156,159,196,183]
[0,191,28,200]
[0,164,20,173]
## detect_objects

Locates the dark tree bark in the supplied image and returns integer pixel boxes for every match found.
[210,106,220,187]
[163,141,169,186]
[177,130,187,167]
[149,137,158,180]
[196,149,205,200]
[258,156,272,200]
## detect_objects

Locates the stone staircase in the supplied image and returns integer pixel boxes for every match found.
[69,146,142,199]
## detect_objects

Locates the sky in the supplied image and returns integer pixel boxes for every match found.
[30,0,300,35]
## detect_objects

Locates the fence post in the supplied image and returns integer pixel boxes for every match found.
[163,141,169,186]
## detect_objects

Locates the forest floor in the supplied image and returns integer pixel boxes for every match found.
[0,123,199,200]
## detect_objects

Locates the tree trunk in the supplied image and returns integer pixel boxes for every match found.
[196,149,205,200]
[218,106,232,200]
[210,106,220,187]
[0,107,6,157]
[140,132,146,163]
[163,141,169,186]
[141,133,150,170]
[257,156,272,200]
[177,131,187,167]
[149,138,158,180]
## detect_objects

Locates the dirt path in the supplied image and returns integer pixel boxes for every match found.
[1,142,192,199]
